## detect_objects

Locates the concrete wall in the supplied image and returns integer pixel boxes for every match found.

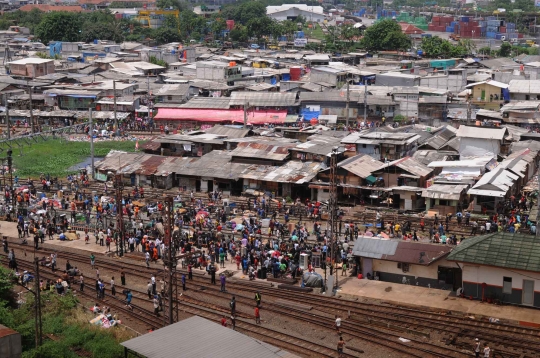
[461,263,540,306]
[371,258,457,289]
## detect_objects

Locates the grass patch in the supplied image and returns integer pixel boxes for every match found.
[306,23,325,41]
[0,290,133,358]
[12,139,143,178]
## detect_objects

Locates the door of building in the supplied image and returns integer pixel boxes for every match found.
[523,280,534,306]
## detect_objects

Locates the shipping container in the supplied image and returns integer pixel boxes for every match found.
[461,16,469,22]
[500,26,506,33]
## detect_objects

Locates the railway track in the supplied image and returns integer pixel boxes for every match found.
[5,239,540,358]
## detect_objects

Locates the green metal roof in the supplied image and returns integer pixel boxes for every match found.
[447,233,540,273]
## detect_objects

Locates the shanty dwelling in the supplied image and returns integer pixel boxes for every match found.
[371,156,433,188]
[299,92,364,121]
[508,80,540,101]
[342,131,421,161]
[500,101,540,127]
[229,141,296,166]
[468,149,536,213]
[455,125,508,160]
[311,154,384,203]
[8,58,55,78]
[288,137,344,166]
[464,80,509,110]
[417,125,457,151]
[446,233,540,307]
[421,184,469,216]
[375,72,421,87]
[388,186,424,211]
[352,237,459,291]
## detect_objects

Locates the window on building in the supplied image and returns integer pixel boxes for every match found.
[362,144,367,148]
[503,277,512,294]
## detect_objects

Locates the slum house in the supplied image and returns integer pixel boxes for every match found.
[455,125,508,160]
[467,165,522,213]
[464,80,509,110]
[447,233,540,307]
[95,96,140,112]
[391,87,418,119]
[375,72,420,87]
[8,58,55,78]
[311,154,384,203]
[500,101,540,127]
[412,150,458,166]
[195,61,242,82]
[428,156,494,187]
[371,156,432,188]
[239,160,325,199]
[228,92,298,115]
[298,91,396,122]
[417,125,458,151]
[422,184,470,216]
[309,65,377,87]
[419,68,467,93]
[342,131,421,161]
[288,137,344,166]
[109,61,167,77]
[352,237,458,290]
[43,89,103,110]
[273,125,332,142]
[148,125,252,156]
[229,141,297,166]
[508,80,540,101]
[156,84,191,104]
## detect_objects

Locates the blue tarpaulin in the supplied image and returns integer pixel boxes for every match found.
[300,109,320,121]
[502,88,510,101]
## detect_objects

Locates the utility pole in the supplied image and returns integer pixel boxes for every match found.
[28,83,35,133]
[243,100,249,129]
[345,81,350,128]
[5,94,10,140]
[327,147,339,294]
[34,257,43,349]
[113,80,118,137]
[363,81,367,124]
[163,196,178,326]
[115,174,124,257]
[89,108,94,179]
[466,94,472,124]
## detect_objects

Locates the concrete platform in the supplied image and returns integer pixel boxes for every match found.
[336,276,540,327]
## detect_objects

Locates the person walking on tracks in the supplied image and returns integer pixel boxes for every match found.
[334,315,341,334]
[181,273,186,291]
[255,291,261,307]
[125,289,133,311]
[483,343,490,358]
[153,295,160,317]
[110,276,116,296]
[147,281,153,299]
[220,273,226,292]
[254,306,261,324]
[79,274,84,292]
[90,253,95,269]
[209,263,216,285]
[474,338,481,358]
[337,336,345,358]
[188,263,193,280]
[120,270,126,286]
[230,296,236,316]
[151,274,156,294]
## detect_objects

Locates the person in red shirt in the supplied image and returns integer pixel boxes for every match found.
[221,317,227,327]
[254,307,260,324]
[235,254,241,270]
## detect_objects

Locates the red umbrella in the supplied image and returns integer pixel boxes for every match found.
[310,118,319,125]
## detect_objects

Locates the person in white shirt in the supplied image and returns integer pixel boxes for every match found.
[483,343,490,358]
[334,315,341,333]
[474,338,480,358]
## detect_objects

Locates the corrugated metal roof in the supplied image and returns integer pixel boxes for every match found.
[239,160,324,184]
[422,184,468,201]
[468,166,519,197]
[292,137,343,156]
[447,233,540,273]
[378,157,432,178]
[229,92,297,107]
[230,141,296,161]
[352,237,399,259]
[180,97,231,109]
[456,125,506,140]
[121,316,299,358]
[508,80,540,94]
[299,91,363,103]
[338,154,384,178]
[412,150,456,166]
[157,83,190,96]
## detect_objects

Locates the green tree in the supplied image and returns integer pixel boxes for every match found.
[221,2,266,25]
[247,16,274,42]
[360,19,410,51]
[156,0,179,9]
[154,27,181,44]
[35,12,81,43]
[179,10,207,37]
[420,36,468,58]
[229,24,248,42]
[499,42,512,57]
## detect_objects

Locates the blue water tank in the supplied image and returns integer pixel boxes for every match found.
[93,39,98,44]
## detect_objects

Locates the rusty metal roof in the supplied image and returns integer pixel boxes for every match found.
[230,141,296,161]
[239,160,325,184]
[338,154,384,179]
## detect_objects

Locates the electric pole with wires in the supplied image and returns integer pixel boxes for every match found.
[327,147,339,294]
